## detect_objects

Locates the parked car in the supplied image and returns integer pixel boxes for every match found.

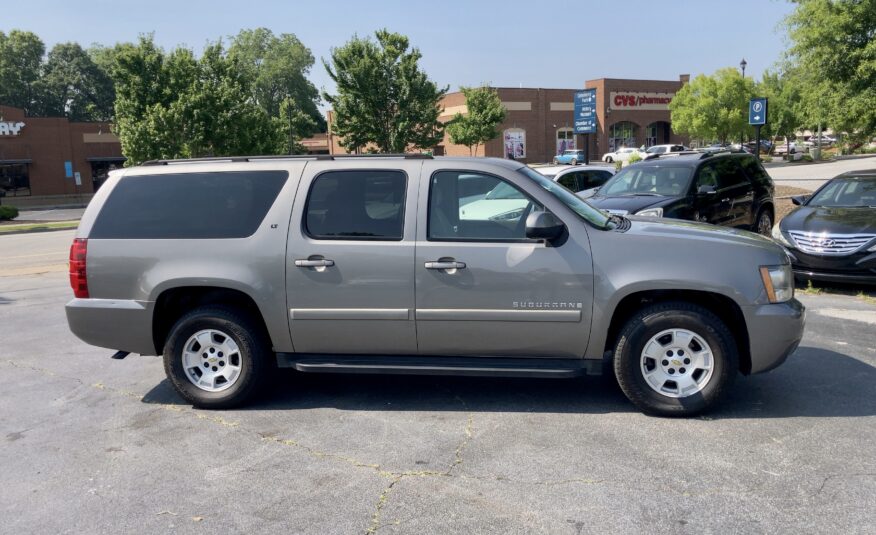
[553,149,587,165]
[66,154,803,416]
[602,147,645,163]
[535,165,616,195]
[587,152,775,235]
[643,144,689,158]
[773,141,798,155]
[744,140,773,154]
[772,170,876,284]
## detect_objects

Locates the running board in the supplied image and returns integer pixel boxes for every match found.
[275,354,602,378]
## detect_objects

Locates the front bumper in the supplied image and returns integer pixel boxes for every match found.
[786,249,876,285]
[743,298,806,374]
[66,298,157,355]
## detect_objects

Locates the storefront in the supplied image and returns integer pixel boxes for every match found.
[427,75,690,163]
[0,105,124,206]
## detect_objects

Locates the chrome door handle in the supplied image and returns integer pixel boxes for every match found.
[294,259,335,267]
[425,261,466,270]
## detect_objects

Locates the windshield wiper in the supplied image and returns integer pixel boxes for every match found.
[621,193,663,197]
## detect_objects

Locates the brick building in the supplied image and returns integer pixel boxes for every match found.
[0,105,124,207]
[307,75,691,164]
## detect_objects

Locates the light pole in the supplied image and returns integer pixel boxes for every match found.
[739,58,748,146]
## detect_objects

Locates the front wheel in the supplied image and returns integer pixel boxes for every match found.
[552,158,559,164]
[613,302,738,416]
[163,306,270,409]
[604,156,613,163]
[755,208,773,236]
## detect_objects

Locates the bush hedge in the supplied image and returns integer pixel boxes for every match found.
[0,205,20,220]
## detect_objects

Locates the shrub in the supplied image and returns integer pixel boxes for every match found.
[0,205,19,221]
[627,152,642,165]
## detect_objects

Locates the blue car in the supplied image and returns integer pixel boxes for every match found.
[553,149,587,165]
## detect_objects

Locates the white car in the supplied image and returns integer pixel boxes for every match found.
[602,147,645,163]
[773,141,798,155]
[643,144,690,157]
[545,165,616,196]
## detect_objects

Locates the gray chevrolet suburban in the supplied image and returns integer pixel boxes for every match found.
[66,154,805,416]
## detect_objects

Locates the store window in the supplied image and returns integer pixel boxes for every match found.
[609,122,638,152]
[0,163,31,196]
[503,128,526,159]
[90,161,123,191]
[556,128,576,154]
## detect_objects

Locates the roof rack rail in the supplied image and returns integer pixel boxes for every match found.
[140,153,434,166]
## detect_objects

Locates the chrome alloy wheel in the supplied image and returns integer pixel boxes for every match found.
[640,328,715,398]
[182,329,242,392]
[757,211,772,236]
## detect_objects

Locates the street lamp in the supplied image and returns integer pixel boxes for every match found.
[740,58,747,78]
[739,58,748,147]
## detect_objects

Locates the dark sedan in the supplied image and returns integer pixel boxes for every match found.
[772,170,876,284]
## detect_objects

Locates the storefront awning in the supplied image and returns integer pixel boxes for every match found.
[86,156,126,163]
[0,159,32,165]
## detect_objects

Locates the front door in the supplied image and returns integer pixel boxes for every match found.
[414,167,593,358]
[285,162,420,354]
[692,160,732,225]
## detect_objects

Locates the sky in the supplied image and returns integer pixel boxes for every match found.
[4,0,796,106]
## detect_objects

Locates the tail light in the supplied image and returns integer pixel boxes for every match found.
[69,238,89,298]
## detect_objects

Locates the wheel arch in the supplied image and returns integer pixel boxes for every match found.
[152,286,273,355]
[602,289,752,375]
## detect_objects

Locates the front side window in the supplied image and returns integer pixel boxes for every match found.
[305,170,406,240]
[429,171,541,241]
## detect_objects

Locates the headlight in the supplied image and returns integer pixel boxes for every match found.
[759,265,794,303]
[635,207,663,217]
[771,225,793,247]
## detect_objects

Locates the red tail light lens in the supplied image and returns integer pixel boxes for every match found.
[69,238,89,298]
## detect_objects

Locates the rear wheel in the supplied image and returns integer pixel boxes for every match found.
[613,302,738,416]
[604,156,613,163]
[755,208,773,236]
[571,158,578,165]
[552,158,559,164]
[163,306,270,409]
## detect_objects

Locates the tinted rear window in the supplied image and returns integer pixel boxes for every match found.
[90,171,288,239]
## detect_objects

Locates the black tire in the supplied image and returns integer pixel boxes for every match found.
[163,306,270,409]
[605,156,613,163]
[755,207,773,236]
[571,158,578,165]
[613,301,738,417]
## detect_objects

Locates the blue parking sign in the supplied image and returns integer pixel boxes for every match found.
[64,161,73,178]
[749,98,767,125]
[574,89,597,134]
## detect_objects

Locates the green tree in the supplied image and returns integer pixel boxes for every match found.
[35,42,115,121]
[446,85,506,156]
[323,30,447,153]
[784,0,876,138]
[757,69,804,147]
[669,67,756,144]
[229,28,324,133]
[111,35,284,164]
[0,30,45,113]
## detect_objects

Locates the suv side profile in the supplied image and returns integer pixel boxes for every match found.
[588,152,775,234]
[66,155,804,416]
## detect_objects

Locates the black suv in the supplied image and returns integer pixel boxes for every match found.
[587,152,775,235]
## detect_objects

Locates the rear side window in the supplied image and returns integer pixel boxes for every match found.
[90,171,288,239]
[305,170,406,240]
[739,155,771,185]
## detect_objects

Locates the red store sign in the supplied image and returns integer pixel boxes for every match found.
[609,92,674,111]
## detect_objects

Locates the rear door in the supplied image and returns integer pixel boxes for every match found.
[716,157,754,227]
[414,163,594,358]
[285,160,420,354]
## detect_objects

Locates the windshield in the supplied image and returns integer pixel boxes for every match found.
[600,166,693,197]
[808,178,876,207]
[518,167,611,228]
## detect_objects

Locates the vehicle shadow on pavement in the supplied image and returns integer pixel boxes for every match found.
[141,346,876,418]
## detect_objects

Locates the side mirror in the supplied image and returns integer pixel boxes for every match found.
[525,211,565,241]
[791,195,809,206]
[697,184,717,195]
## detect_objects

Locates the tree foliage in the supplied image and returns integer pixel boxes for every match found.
[446,85,506,155]
[757,68,804,140]
[110,35,286,164]
[0,30,45,114]
[36,42,115,121]
[228,28,324,133]
[323,30,447,153]
[784,0,876,137]
[669,67,756,144]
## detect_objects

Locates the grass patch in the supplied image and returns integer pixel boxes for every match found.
[797,280,823,295]
[0,220,79,234]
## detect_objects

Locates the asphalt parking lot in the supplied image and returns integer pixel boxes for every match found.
[2,230,875,534]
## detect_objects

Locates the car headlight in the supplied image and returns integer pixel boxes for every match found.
[759,265,794,303]
[635,207,663,217]
[771,225,793,247]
